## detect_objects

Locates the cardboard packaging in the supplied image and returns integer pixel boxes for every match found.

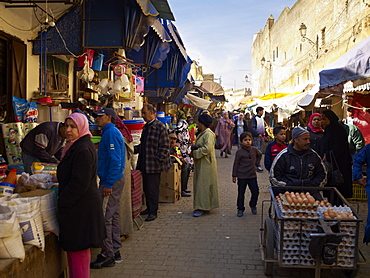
[159,163,181,203]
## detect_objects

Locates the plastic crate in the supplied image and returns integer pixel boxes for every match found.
[348,182,368,201]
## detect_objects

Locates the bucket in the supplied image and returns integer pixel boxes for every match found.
[0,182,15,196]
[158,116,171,128]
[124,107,133,120]
[157,111,165,118]
[123,120,145,134]
[92,53,104,71]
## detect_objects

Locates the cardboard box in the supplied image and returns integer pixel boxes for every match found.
[159,163,181,203]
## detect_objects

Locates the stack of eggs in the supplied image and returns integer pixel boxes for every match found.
[275,191,319,218]
[320,206,355,220]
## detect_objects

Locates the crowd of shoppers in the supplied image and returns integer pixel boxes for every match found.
[50,102,370,274]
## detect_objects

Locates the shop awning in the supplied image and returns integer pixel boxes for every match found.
[185,93,211,110]
[200,81,224,95]
[319,35,370,95]
[33,0,173,54]
[252,92,305,114]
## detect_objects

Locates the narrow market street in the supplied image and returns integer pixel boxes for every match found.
[90,149,370,278]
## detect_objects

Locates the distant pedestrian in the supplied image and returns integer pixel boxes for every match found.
[321,109,352,198]
[215,111,235,158]
[264,126,288,172]
[232,132,262,217]
[174,110,193,197]
[251,107,267,171]
[192,114,219,217]
[343,123,365,159]
[306,113,324,157]
[233,113,250,149]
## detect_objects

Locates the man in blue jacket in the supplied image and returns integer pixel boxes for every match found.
[90,108,126,269]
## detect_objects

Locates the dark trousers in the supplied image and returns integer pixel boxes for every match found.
[142,172,161,215]
[181,165,190,192]
[237,178,259,211]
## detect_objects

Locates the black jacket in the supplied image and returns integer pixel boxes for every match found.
[307,126,324,157]
[57,135,105,252]
[269,144,327,188]
[322,121,353,198]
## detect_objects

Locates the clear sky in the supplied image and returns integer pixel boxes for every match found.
[168,0,298,91]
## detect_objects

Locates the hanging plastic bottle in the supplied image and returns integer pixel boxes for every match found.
[171,115,177,129]
[3,168,17,185]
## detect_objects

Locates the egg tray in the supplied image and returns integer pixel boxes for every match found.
[277,200,320,219]
[318,206,357,220]
[280,194,319,209]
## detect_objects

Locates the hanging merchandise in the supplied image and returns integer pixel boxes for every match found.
[78,56,94,82]
[77,49,95,68]
[113,64,126,76]
[135,76,145,94]
[92,52,104,71]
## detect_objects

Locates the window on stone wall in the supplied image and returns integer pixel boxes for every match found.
[276,47,278,58]
[273,51,275,62]
[321,28,326,46]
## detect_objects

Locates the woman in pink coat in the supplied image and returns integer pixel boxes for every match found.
[215,112,235,158]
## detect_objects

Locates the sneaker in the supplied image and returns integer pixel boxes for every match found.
[251,207,257,215]
[257,166,263,172]
[90,254,115,269]
[237,210,244,217]
[114,251,122,263]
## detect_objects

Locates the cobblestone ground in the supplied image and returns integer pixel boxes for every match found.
[91,147,370,278]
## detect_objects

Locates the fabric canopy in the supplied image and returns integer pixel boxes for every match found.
[185,93,211,110]
[200,81,224,95]
[319,36,370,93]
[249,92,306,115]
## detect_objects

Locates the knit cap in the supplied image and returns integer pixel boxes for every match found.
[292,126,309,139]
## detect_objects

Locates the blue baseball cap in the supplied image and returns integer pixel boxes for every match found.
[93,108,117,121]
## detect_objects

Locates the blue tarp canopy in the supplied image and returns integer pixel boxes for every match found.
[319,36,370,92]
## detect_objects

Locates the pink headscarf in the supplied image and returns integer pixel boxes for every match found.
[61,113,92,159]
[308,113,323,133]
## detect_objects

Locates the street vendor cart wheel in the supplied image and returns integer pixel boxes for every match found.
[263,218,275,276]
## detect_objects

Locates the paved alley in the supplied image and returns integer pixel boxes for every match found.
[91,149,370,278]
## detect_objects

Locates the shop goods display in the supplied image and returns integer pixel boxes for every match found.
[19,190,59,236]
[15,172,56,193]
[31,162,58,176]
[1,122,38,165]
[0,206,25,261]
[275,191,358,267]
[0,198,45,251]
[0,182,15,197]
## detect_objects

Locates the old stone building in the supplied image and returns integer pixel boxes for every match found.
[252,0,370,97]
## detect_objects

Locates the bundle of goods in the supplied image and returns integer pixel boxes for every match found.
[0,205,25,261]
[0,198,45,251]
[19,190,59,236]
[15,172,56,193]
[2,122,38,164]
[32,162,58,176]
[275,190,358,267]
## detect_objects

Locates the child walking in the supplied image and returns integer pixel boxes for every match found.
[264,125,288,172]
[232,132,262,217]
